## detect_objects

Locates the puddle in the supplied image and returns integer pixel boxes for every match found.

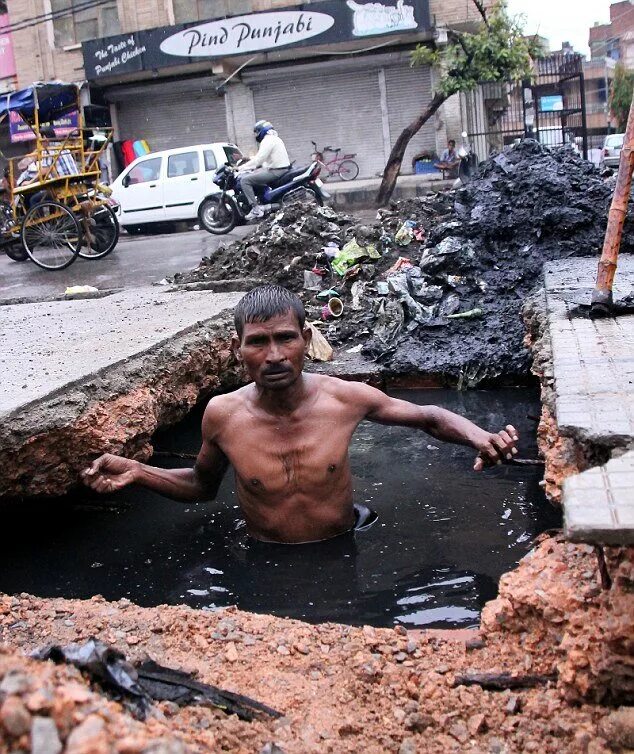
[0,387,560,628]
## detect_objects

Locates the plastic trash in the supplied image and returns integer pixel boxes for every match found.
[446,307,484,319]
[350,280,366,310]
[376,281,389,295]
[64,285,98,295]
[395,220,416,246]
[306,323,334,362]
[316,287,339,300]
[321,297,344,320]
[303,270,323,290]
[385,257,413,276]
[33,639,281,722]
[331,238,380,276]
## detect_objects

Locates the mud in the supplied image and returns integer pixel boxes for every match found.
[170,141,633,384]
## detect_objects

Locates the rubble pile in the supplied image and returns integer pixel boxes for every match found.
[0,591,621,753]
[482,536,634,706]
[173,141,630,382]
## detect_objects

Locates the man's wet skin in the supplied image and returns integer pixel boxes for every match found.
[82,301,520,544]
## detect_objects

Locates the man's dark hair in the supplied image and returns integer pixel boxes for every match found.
[448,139,456,147]
[234,284,306,339]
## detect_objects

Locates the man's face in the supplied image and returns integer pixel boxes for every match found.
[448,141,456,151]
[234,310,311,390]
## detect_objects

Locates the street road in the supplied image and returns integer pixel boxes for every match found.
[0,226,252,302]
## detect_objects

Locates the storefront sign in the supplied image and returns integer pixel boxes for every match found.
[161,11,334,58]
[83,0,430,79]
[9,109,79,143]
[0,14,16,80]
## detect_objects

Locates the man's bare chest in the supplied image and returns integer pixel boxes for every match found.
[219,413,353,491]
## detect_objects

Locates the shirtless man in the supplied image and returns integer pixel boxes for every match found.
[82,285,520,544]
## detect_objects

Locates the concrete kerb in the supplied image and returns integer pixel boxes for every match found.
[326,174,454,210]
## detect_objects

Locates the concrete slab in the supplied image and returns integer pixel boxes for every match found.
[564,451,634,545]
[543,256,634,544]
[0,288,243,421]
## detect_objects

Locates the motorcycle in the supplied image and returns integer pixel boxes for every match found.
[199,161,329,235]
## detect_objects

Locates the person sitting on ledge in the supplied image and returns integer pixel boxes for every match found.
[82,285,519,544]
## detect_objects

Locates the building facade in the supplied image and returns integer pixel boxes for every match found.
[6,0,487,177]
[586,0,634,140]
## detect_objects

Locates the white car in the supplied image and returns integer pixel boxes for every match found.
[601,133,625,170]
[111,142,243,233]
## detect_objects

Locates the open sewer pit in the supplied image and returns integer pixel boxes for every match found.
[0,383,560,630]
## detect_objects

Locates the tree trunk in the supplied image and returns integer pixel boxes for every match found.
[376,91,448,207]
[592,94,634,313]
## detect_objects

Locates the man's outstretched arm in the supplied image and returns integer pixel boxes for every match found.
[81,400,230,500]
[352,383,519,471]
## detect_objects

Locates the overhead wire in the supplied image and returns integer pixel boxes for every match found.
[0,0,115,36]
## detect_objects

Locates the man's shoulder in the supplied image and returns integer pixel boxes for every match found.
[203,387,251,427]
[310,373,375,404]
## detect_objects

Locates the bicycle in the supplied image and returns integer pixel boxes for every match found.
[310,141,359,181]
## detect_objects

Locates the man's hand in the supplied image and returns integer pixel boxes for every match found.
[473,425,519,472]
[81,453,138,493]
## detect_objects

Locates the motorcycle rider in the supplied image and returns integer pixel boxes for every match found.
[238,120,291,221]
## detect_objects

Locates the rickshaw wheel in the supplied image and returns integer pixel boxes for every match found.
[78,204,119,260]
[4,242,28,261]
[21,200,82,271]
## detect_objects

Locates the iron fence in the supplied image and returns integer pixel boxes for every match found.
[463,52,588,163]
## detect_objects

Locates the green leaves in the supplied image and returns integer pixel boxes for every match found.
[411,0,540,97]
[610,63,634,132]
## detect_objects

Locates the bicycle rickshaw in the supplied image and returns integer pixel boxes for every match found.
[0,81,119,271]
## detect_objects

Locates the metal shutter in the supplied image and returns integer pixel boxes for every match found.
[250,69,385,179]
[115,85,228,153]
[384,64,436,173]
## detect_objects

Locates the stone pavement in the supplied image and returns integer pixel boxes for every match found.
[0,287,243,421]
[544,257,634,545]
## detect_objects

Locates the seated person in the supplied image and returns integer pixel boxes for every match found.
[434,139,461,178]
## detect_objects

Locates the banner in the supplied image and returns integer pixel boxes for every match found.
[9,110,80,143]
[83,0,430,80]
[0,14,16,80]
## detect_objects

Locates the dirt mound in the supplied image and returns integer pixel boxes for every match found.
[0,590,616,753]
[172,141,630,383]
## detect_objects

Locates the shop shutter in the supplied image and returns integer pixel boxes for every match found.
[384,64,437,172]
[250,69,385,179]
[114,85,228,153]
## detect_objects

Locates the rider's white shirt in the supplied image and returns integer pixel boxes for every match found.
[240,132,290,171]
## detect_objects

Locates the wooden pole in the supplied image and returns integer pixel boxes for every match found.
[592,95,634,313]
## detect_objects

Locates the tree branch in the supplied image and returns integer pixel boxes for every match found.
[471,0,489,28]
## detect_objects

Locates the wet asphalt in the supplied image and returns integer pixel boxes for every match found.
[0,225,253,302]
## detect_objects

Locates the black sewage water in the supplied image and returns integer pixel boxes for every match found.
[1,388,560,629]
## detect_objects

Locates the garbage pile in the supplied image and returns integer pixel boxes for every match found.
[173,140,630,382]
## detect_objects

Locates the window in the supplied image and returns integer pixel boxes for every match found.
[127,157,162,185]
[51,0,120,47]
[167,151,200,177]
[203,150,217,171]
[172,0,253,24]
[223,146,243,165]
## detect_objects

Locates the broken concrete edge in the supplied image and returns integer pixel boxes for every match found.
[0,288,123,306]
[0,309,245,498]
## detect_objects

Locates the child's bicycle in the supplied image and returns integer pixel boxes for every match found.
[310,141,359,181]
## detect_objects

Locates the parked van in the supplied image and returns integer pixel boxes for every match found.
[111,142,243,233]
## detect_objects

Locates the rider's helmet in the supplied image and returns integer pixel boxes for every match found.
[253,120,273,143]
